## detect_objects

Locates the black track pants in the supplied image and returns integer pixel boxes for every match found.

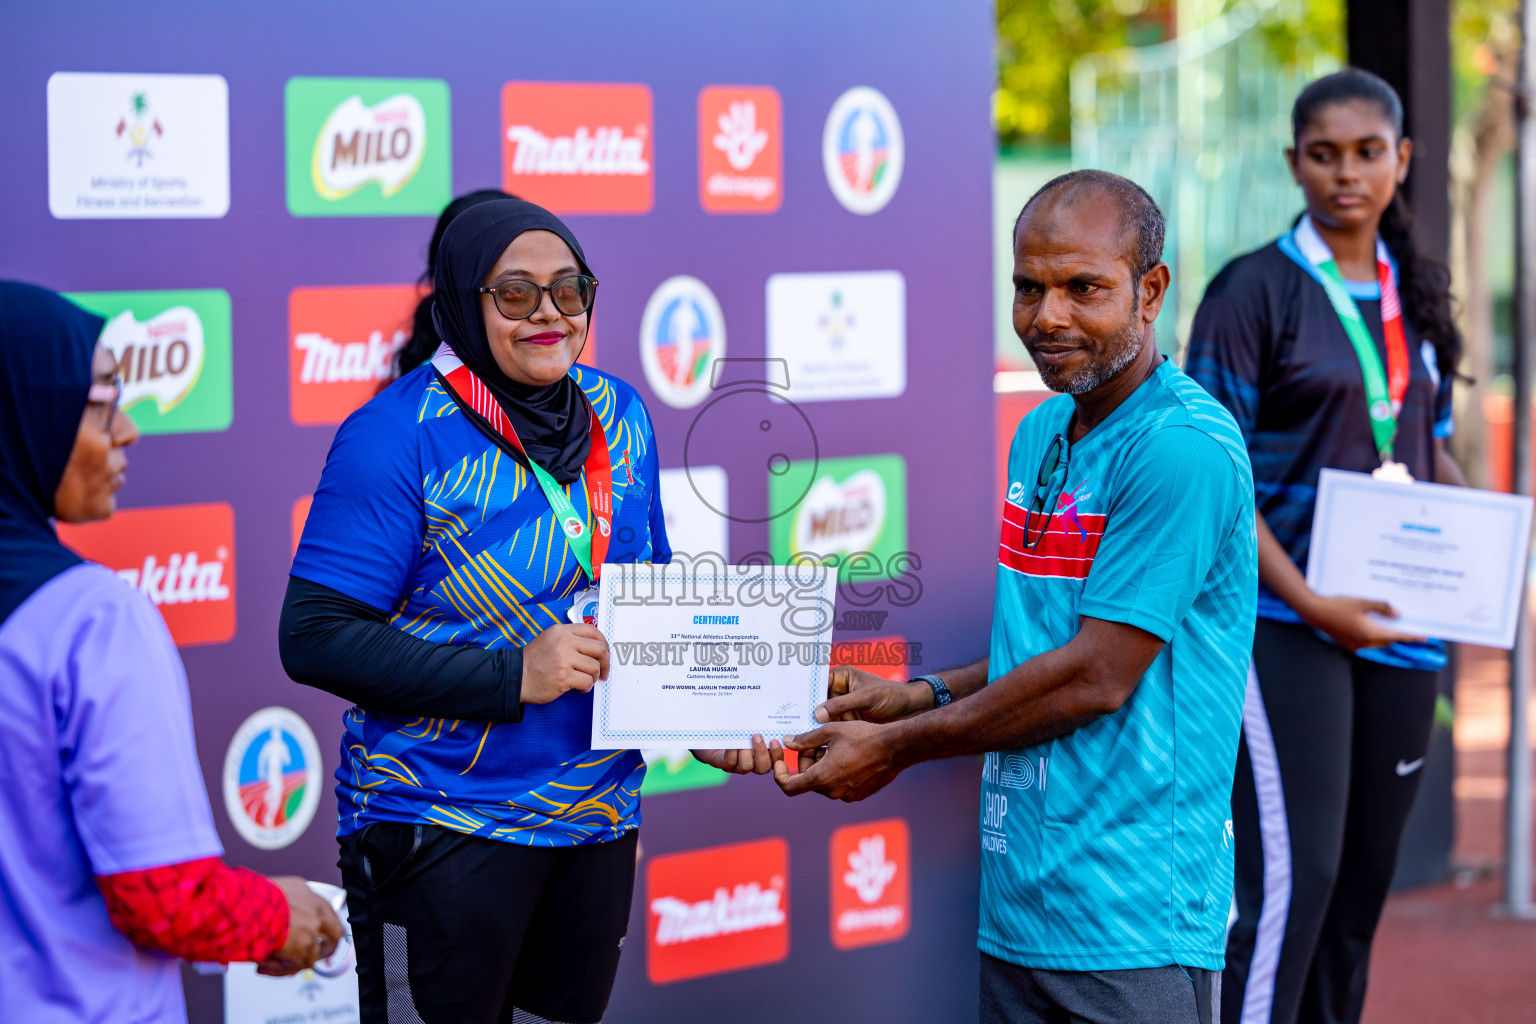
[339,823,638,1024]
[980,954,1218,1024]
[1223,619,1437,1024]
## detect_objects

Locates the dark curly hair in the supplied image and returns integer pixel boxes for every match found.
[1291,68,1463,380]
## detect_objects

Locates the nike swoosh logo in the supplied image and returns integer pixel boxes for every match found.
[1396,758,1425,776]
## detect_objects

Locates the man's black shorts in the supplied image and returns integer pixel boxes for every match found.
[338,822,638,1024]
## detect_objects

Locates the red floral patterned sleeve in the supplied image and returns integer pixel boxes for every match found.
[96,857,289,963]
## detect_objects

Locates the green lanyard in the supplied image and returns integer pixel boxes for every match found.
[435,356,614,581]
[520,434,609,580]
[1279,220,1411,463]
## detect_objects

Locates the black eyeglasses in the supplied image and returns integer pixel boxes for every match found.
[478,274,598,320]
[87,375,123,431]
[1021,433,1069,549]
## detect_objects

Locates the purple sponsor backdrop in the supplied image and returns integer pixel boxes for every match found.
[0,1,996,1019]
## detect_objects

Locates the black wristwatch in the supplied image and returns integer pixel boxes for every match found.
[912,673,952,708]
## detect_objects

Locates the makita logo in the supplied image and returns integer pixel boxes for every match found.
[288,285,418,426]
[650,882,785,946]
[294,329,402,384]
[505,125,649,176]
[55,503,237,647]
[116,551,231,605]
[500,83,653,214]
[645,837,789,984]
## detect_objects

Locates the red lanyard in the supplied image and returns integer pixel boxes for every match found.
[1377,258,1410,418]
[1281,217,1412,460]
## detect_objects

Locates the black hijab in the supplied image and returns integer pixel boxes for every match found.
[431,198,593,484]
[0,282,104,626]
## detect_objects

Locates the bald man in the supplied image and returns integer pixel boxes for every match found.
[774,170,1256,1024]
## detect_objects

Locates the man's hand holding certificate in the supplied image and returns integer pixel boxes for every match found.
[589,562,837,751]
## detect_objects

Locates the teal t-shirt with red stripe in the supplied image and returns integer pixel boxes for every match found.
[983,358,1256,971]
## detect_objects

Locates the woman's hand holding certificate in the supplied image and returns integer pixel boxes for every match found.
[1307,469,1535,649]
[690,739,779,775]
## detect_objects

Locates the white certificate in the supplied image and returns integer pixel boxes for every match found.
[1307,469,1534,649]
[590,561,837,750]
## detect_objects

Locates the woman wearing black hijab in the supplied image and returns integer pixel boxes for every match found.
[390,188,514,380]
[281,199,773,1023]
[0,283,341,1023]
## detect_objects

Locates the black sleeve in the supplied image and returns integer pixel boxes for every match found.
[279,576,523,723]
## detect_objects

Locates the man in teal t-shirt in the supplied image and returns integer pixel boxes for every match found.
[775,170,1255,1024]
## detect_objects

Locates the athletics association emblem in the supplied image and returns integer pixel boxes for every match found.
[822,86,904,215]
[222,707,322,851]
[639,275,726,409]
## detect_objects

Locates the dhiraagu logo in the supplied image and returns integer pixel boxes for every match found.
[285,77,451,216]
[769,454,908,581]
[65,289,232,435]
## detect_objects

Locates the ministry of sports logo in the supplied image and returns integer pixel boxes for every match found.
[822,86,904,215]
[115,90,163,167]
[765,270,907,402]
[47,71,230,219]
[640,276,726,409]
[222,707,322,851]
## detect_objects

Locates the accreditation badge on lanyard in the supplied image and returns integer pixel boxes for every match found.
[1279,215,1413,482]
[431,348,614,586]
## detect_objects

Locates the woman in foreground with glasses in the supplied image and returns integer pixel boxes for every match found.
[280,199,770,1023]
[0,282,342,1023]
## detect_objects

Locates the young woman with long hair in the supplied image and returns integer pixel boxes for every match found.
[1187,68,1466,1024]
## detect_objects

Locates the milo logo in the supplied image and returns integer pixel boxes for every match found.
[311,93,426,200]
[285,77,451,216]
[769,453,909,582]
[65,289,232,436]
[100,306,204,415]
[793,469,887,556]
